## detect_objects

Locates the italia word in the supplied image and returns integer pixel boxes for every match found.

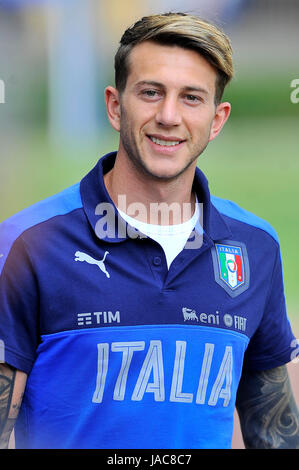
[0,79,4,104]
[218,246,239,254]
[92,340,233,407]
[77,310,120,327]
[290,79,299,104]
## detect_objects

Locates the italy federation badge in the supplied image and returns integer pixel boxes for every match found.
[211,241,250,297]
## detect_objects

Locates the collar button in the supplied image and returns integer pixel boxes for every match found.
[153,256,162,266]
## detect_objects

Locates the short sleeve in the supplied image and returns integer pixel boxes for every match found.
[0,235,39,374]
[243,243,296,370]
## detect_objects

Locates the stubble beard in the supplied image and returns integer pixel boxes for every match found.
[119,105,210,183]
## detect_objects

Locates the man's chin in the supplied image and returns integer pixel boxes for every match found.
[142,160,197,182]
[123,142,198,182]
[138,164,184,182]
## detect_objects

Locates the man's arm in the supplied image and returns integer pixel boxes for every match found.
[236,364,299,449]
[0,363,27,449]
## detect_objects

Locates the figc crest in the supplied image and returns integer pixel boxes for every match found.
[211,241,250,297]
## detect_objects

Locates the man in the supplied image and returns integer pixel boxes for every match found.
[0,12,298,449]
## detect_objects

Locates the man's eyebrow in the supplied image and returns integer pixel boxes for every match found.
[183,86,209,95]
[133,81,209,95]
[133,80,165,90]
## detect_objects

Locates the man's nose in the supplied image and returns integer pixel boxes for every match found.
[155,96,182,127]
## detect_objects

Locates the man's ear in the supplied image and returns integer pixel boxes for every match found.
[209,101,231,142]
[105,86,121,132]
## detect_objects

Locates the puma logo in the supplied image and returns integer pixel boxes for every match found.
[74,251,110,278]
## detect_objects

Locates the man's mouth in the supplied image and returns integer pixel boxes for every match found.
[147,135,185,147]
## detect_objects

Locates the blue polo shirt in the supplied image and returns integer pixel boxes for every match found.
[0,152,296,449]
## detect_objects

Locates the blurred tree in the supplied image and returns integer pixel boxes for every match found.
[46,0,99,149]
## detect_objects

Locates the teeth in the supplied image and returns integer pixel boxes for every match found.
[150,136,181,146]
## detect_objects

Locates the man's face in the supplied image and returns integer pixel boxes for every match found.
[108,41,230,181]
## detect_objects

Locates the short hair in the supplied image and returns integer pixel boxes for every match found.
[114,12,234,105]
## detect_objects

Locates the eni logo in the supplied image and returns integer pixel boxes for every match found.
[182,307,199,322]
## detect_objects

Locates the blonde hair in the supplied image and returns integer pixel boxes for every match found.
[115,12,234,104]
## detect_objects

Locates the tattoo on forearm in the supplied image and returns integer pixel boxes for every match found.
[236,365,299,449]
[0,364,16,449]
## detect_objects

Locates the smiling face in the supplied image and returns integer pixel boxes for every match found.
[106,41,231,183]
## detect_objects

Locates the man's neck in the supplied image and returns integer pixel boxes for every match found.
[104,152,197,226]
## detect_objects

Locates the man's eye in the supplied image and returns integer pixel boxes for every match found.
[186,94,200,102]
[142,90,159,98]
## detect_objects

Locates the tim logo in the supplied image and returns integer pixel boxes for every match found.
[74,250,110,278]
[182,308,199,322]
[77,311,120,327]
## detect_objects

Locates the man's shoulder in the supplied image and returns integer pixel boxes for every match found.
[211,195,279,244]
[0,183,82,266]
